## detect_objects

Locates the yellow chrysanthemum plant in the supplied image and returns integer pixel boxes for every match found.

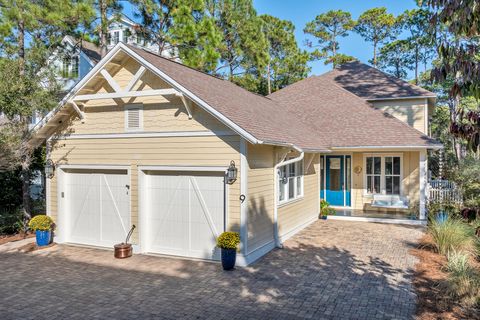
[216,232,240,250]
[28,215,54,231]
[217,231,240,270]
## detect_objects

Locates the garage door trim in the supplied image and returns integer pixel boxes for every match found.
[138,165,229,256]
[56,164,131,245]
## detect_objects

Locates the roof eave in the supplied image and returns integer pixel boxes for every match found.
[330,144,443,151]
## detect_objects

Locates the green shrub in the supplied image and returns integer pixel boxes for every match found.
[216,232,240,250]
[445,251,480,307]
[28,215,54,231]
[427,200,461,221]
[0,207,23,235]
[320,200,336,217]
[452,156,480,209]
[428,218,476,255]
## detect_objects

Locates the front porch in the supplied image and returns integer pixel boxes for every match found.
[319,150,428,222]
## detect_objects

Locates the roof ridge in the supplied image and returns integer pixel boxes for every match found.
[355,62,433,95]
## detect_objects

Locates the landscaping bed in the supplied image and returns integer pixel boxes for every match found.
[412,222,480,320]
[0,233,34,246]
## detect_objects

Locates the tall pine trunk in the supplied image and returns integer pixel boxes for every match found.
[99,0,108,57]
[18,18,31,222]
[266,62,271,95]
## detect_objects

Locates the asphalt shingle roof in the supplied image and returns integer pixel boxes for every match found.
[268,76,440,148]
[103,45,441,150]
[320,61,435,100]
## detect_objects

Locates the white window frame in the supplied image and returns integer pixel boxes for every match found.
[124,103,143,132]
[278,159,304,205]
[363,153,403,196]
[112,31,120,44]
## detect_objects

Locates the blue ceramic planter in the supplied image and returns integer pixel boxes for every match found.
[36,230,51,247]
[221,248,236,270]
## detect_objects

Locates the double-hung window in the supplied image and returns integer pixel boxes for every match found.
[365,155,402,195]
[278,160,304,204]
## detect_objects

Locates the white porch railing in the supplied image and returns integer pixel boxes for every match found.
[427,179,463,204]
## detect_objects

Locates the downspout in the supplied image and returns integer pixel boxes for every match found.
[273,147,304,248]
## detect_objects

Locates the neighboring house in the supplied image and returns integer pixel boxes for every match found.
[30,43,441,266]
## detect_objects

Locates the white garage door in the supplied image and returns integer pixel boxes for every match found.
[145,172,225,260]
[64,169,130,248]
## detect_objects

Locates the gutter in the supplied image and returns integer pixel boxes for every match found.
[273,148,304,248]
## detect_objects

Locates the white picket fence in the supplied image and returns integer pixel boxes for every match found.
[427,179,463,204]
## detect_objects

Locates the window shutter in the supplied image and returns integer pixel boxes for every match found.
[125,105,142,131]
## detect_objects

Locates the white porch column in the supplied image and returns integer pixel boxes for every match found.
[419,150,427,220]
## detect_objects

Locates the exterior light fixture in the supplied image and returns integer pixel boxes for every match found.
[45,159,55,179]
[226,160,237,184]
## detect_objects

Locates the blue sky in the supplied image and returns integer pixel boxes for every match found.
[124,0,420,77]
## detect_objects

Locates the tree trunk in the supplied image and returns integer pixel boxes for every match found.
[266,62,271,95]
[18,19,25,75]
[415,44,419,85]
[373,41,377,67]
[99,0,108,57]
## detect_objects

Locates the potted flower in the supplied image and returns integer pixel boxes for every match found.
[320,199,336,220]
[28,215,54,247]
[216,231,240,270]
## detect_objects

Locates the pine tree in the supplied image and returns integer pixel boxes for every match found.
[303,10,356,68]
[206,0,269,81]
[0,0,92,218]
[355,7,399,67]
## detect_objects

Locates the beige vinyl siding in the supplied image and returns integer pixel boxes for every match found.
[246,144,275,254]
[277,154,319,239]
[371,98,427,134]
[48,57,243,244]
[350,151,420,211]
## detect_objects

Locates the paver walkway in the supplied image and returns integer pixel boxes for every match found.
[0,220,424,320]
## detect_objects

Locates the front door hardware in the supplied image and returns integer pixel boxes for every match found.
[239,194,246,203]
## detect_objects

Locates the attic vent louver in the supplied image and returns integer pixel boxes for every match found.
[125,104,143,131]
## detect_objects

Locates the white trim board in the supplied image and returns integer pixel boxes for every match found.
[278,214,318,244]
[138,165,228,172]
[57,130,236,140]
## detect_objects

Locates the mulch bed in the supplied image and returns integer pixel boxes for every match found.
[0,233,35,245]
[411,234,480,320]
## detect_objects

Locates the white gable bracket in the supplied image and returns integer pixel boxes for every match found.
[100,69,122,93]
[124,66,146,92]
[73,88,179,101]
[69,100,85,122]
[177,93,193,119]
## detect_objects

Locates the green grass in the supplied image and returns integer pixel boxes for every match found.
[428,218,476,256]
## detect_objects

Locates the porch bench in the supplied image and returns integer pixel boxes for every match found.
[371,194,409,209]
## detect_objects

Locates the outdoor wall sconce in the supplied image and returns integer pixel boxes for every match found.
[226,160,237,184]
[45,159,55,179]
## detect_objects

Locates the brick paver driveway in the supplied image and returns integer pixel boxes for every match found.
[0,220,424,320]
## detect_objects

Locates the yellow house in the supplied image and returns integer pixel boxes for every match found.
[31,43,441,265]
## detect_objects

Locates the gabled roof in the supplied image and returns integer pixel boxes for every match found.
[125,44,329,152]
[268,76,441,149]
[64,35,102,63]
[320,61,436,100]
[32,43,441,151]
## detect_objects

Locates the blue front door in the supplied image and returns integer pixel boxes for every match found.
[325,155,351,206]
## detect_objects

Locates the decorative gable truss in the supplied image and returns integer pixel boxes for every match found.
[30,45,196,146]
